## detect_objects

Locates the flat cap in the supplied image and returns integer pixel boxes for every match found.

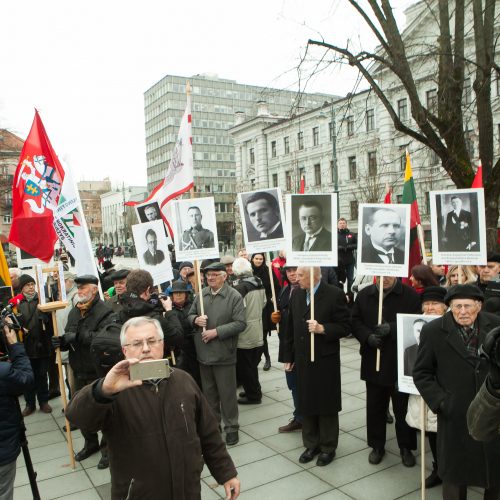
[421,286,447,304]
[444,284,484,305]
[111,269,130,281]
[487,252,500,264]
[178,261,194,272]
[169,281,191,294]
[220,255,235,265]
[201,262,226,273]
[74,274,99,286]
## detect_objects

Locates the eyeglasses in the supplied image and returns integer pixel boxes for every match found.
[450,303,477,312]
[123,337,163,349]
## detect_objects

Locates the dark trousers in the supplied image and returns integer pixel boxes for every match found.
[236,348,262,401]
[285,369,302,423]
[302,413,339,453]
[366,381,416,451]
[24,357,49,408]
[337,262,356,292]
[428,431,437,463]
[261,331,270,362]
[442,483,500,500]
[48,350,59,393]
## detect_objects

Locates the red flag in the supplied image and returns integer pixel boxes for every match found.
[299,176,305,194]
[9,111,65,262]
[384,183,391,204]
[471,164,483,188]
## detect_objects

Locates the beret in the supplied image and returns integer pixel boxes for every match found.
[421,286,447,304]
[74,275,99,286]
[444,284,484,305]
[111,269,130,281]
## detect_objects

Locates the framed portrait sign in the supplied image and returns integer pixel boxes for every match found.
[356,203,410,277]
[237,188,286,254]
[285,193,337,267]
[132,219,173,286]
[429,188,486,265]
[397,314,440,395]
[15,247,51,269]
[134,200,172,245]
[171,197,219,262]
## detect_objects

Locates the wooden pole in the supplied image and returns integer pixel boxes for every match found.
[266,252,279,333]
[417,223,427,265]
[310,267,315,362]
[420,397,427,500]
[49,310,76,469]
[376,276,384,372]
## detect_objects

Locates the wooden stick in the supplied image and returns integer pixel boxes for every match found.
[376,276,384,372]
[310,267,315,363]
[266,252,279,333]
[417,223,427,265]
[420,397,427,500]
[50,311,76,469]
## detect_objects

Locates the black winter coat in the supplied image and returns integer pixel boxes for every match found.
[277,284,294,363]
[64,297,115,379]
[0,343,34,466]
[351,281,421,386]
[337,228,357,266]
[17,296,53,359]
[282,282,351,416]
[413,311,500,487]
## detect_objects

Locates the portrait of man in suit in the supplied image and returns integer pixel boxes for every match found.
[137,202,161,223]
[291,198,332,252]
[143,228,165,266]
[180,206,215,250]
[403,318,426,376]
[361,207,405,264]
[243,191,284,242]
[441,195,478,252]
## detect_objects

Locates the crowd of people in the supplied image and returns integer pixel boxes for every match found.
[1,217,500,500]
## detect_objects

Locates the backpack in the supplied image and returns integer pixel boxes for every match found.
[90,320,124,377]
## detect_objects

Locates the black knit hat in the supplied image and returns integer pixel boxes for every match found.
[444,284,484,306]
[178,261,194,272]
[421,286,447,304]
[19,274,35,290]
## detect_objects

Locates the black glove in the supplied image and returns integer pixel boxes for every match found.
[51,336,63,350]
[374,322,391,339]
[481,326,500,391]
[367,334,383,349]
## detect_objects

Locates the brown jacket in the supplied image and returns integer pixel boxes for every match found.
[66,369,237,499]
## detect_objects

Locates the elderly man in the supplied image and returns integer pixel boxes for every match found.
[188,262,246,446]
[414,284,500,500]
[52,275,115,468]
[244,191,283,241]
[292,200,332,252]
[8,268,21,295]
[107,269,129,313]
[282,266,350,466]
[66,317,240,500]
[361,207,404,264]
[143,203,159,221]
[477,252,500,294]
[352,275,421,466]
[181,206,215,250]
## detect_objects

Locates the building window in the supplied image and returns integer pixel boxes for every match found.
[298,131,304,150]
[312,127,319,146]
[463,78,472,105]
[426,89,437,113]
[350,200,358,220]
[399,146,408,171]
[314,164,321,186]
[299,167,305,185]
[397,98,408,121]
[348,156,357,180]
[429,148,439,165]
[271,141,277,158]
[272,173,278,187]
[368,151,377,176]
[284,136,290,155]
[366,109,375,131]
[497,76,500,97]
[3,215,11,224]
[286,171,292,191]
[347,116,354,136]
[249,148,255,165]
[329,122,334,141]
[425,192,430,214]
[396,194,403,204]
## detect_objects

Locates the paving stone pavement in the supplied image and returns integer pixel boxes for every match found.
[14,334,486,499]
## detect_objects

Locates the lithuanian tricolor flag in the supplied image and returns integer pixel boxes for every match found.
[0,245,12,289]
[402,151,422,277]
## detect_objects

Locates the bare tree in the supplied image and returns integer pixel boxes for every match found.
[308,0,499,248]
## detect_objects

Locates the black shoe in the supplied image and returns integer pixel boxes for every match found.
[62,423,77,432]
[74,444,100,461]
[97,454,109,470]
[237,397,262,405]
[368,448,385,464]
[299,448,320,464]
[316,451,335,466]
[400,448,416,467]
[226,431,239,446]
[48,390,61,400]
[425,462,442,488]
[263,359,271,371]
[238,391,246,398]
[386,411,394,424]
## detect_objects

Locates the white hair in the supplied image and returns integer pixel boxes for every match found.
[232,257,253,277]
[9,268,21,278]
[120,316,164,346]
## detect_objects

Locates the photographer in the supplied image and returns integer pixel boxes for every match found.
[0,324,34,500]
[467,326,500,441]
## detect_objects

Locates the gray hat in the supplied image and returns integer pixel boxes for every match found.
[63,271,77,281]
[201,262,226,273]
[74,275,99,286]
[220,255,235,265]
[444,284,484,306]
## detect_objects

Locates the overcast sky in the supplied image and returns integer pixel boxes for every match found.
[1,0,413,188]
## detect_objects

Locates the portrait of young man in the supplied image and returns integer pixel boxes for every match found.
[242,190,284,242]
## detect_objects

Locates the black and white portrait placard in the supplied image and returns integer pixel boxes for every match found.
[285,193,337,266]
[237,188,286,254]
[132,220,173,286]
[357,203,410,277]
[135,201,172,245]
[430,188,486,265]
[172,197,219,261]
[397,314,440,395]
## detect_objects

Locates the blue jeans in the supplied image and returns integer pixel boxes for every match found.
[285,369,302,423]
[0,460,16,500]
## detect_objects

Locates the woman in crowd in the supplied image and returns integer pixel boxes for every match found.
[409,265,439,293]
[444,265,477,287]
